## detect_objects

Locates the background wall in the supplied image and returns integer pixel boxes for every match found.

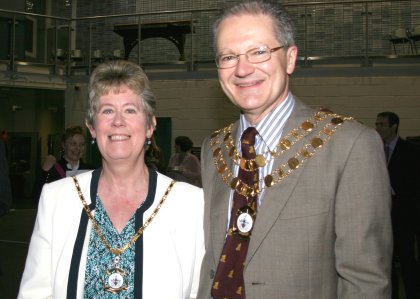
[63,74,420,154]
[291,76,420,137]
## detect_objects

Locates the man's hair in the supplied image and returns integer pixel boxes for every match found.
[377,111,400,132]
[212,0,296,51]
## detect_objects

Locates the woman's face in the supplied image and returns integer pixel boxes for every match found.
[62,134,86,164]
[88,85,155,164]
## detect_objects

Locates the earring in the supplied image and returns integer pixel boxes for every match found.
[91,138,96,145]
[146,137,151,146]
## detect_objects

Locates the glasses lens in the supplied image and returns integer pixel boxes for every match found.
[217,54,237,68]
[216,46,276,68]
[247,46,270,64]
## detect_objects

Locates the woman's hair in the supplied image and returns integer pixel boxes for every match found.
[86,60,156,128]
[212,0,296,51]
[175,136,193,152]
[61,125,84,143]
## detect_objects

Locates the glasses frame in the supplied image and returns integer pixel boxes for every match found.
[215,45,285,69]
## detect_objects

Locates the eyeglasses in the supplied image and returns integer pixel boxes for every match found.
[215,45,285,69]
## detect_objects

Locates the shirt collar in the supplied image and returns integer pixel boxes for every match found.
[239,92,295,149]
[66,160,80,170]
[386,135,399,152]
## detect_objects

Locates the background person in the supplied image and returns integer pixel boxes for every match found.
[18,60,204,299]
[0,137,12,215]
[145,135,166,173]
[197,1,392,298]
[0,135,12,286]
[167,136,201,187]
[33,125,93,202]
[375,111,420,299]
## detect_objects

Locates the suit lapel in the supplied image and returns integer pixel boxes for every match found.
[387,137,402,170]
[246,100,313,264]
[210,123,239,263]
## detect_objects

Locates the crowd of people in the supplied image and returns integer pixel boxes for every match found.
[5,1,418,298]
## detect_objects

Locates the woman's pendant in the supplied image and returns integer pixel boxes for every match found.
[104,256,129,293]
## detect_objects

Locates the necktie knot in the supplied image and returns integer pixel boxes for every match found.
[241,127,258,159]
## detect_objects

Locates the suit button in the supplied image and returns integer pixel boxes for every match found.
[210,269,215,279]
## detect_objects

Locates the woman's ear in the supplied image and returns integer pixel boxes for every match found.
[85,120,96,139]
[147,116,157,138]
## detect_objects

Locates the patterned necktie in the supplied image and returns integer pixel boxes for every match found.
[212,127,259,299]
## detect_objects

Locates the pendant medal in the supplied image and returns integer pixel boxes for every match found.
[233,206,256,237]
[104,256,129,293]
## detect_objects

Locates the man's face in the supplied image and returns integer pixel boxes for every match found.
[375,116,396,142]
[215,13,298,125]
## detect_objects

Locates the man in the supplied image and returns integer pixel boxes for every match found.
[376,111,420,299]
[197,1,392,298]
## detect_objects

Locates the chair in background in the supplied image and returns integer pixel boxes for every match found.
[92,49,103,62]
[408,25,420,54]
[52,48,66,62]
[111,49,122,60]
[71,49,83,63]
[389,28,414,55]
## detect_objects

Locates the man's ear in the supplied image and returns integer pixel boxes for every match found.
[286,45,298,75]
[391,123,398,133]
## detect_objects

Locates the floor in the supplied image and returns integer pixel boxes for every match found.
[0,207,409,299]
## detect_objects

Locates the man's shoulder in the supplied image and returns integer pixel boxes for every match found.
[397,137,420,155]
[296,105,371,136]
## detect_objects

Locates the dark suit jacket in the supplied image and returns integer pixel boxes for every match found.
[0,140,12,215]
[388,137,420,201]
[33,157,94,202]
[388,137,420,228]
[198,99,393,298]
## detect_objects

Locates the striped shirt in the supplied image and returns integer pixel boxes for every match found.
[227,93,295,224]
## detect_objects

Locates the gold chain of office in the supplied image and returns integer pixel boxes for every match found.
[210,109,353,199]
[72,176,176,255]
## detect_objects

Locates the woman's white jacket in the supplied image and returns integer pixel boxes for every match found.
[18,169,204,299]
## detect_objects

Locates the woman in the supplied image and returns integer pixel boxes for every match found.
[18,60,204,299]
[33,125,93,202]
[167,136,201,187]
